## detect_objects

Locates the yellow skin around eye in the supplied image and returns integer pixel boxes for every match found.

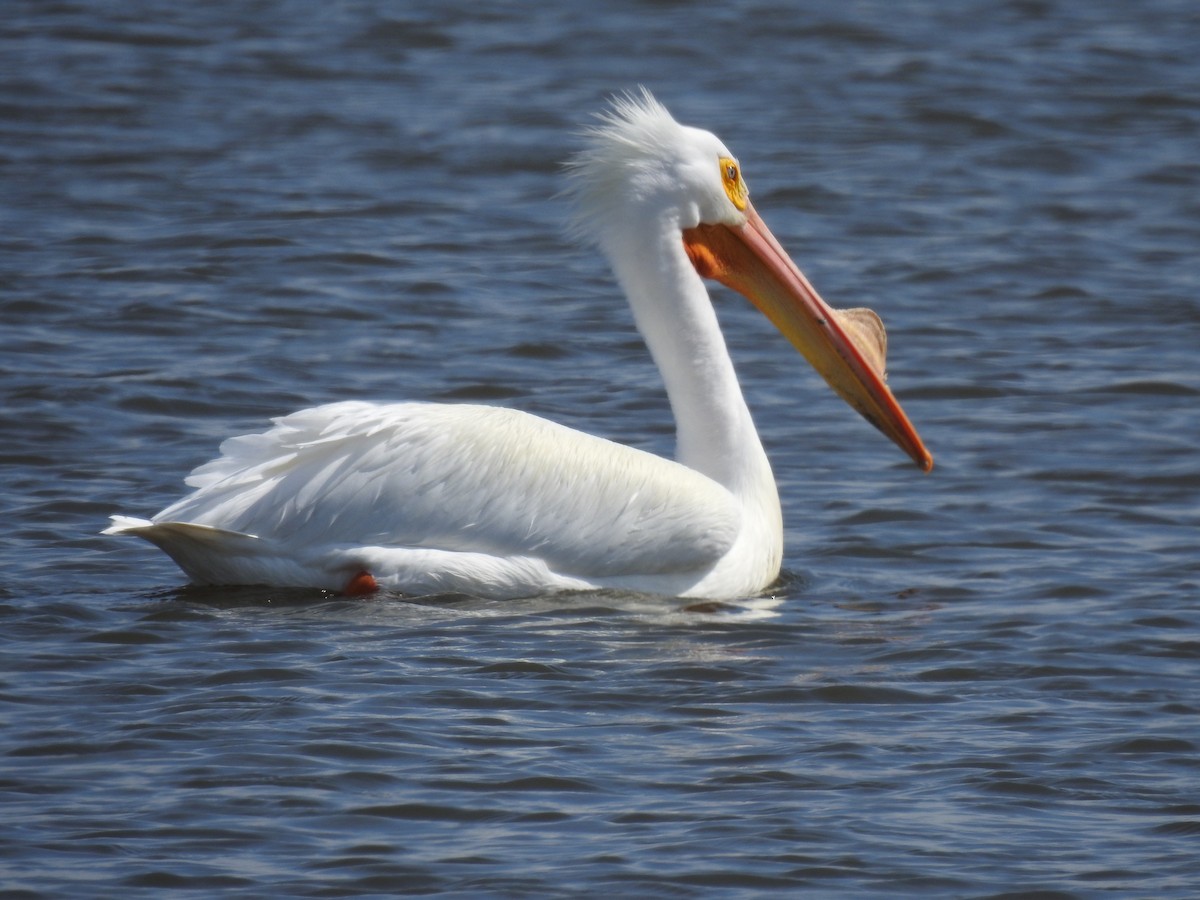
[719,156,748,211]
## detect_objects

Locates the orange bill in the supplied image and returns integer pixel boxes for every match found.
[683,203,933,472]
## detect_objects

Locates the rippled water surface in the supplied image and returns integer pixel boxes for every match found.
[3,1,1199,896]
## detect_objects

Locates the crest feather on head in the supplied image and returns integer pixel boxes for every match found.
[565,88,690,245]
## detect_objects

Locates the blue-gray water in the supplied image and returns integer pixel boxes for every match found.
[3,1,1198,897]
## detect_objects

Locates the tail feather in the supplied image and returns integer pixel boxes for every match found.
[103,516,271,585]
[103,515,154,535]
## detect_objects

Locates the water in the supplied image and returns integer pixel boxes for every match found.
[3,1,1199,896]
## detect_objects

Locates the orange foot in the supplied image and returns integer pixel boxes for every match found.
[343,570,379,597]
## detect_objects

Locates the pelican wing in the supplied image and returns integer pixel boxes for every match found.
[153,401,741,579]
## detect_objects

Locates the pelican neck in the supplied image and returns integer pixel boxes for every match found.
[600,216,773,496]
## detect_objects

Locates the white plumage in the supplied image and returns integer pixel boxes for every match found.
[107,91,930,599]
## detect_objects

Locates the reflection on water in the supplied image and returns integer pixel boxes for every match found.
[2,0,1198,896]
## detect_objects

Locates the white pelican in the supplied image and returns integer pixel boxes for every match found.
[106,91,931,600]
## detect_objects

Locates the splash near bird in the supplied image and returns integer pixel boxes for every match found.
[106,91,931,599]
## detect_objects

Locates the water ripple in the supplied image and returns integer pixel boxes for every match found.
[2,0,1199,896]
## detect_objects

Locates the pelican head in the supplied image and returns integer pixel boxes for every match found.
[569,89,933,472]
[568,90,749,239]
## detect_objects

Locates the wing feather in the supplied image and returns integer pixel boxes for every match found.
[155,401,740,578]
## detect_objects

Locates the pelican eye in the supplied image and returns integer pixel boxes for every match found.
[719,156,748,211]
